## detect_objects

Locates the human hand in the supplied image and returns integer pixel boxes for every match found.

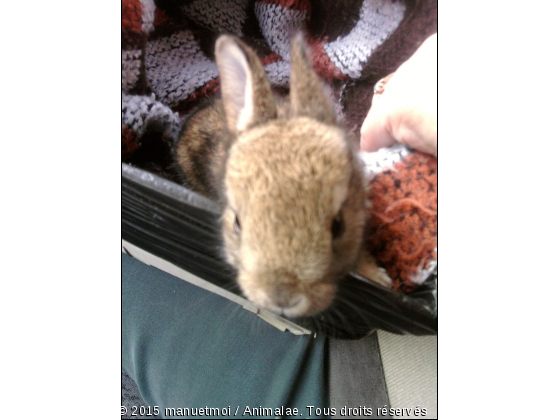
[360,34,437,156]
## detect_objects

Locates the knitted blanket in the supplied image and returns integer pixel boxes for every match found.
[121,0,437,293]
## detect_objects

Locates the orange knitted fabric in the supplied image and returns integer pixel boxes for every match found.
[364,150,437,293]
[121,0,143,34]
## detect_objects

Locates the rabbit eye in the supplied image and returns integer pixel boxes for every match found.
[331,211,344,239]
[234,215,242,234]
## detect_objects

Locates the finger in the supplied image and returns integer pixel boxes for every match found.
[360,96,396,152]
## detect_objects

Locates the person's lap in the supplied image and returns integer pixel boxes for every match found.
[122,254,328,419]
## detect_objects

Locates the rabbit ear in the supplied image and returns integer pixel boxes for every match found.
[289,33,337,125]
[215,35,277,133]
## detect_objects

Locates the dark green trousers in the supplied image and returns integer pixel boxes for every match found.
[122,254,328,419]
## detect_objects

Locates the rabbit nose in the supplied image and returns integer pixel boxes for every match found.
[273,286,302,308]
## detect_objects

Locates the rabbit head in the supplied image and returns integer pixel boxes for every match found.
[215,34,366,317]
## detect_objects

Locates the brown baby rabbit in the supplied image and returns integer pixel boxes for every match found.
[174,34,372,317]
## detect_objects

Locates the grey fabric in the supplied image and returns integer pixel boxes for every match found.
[122,335,392,420]
[122,370,162,419]
[376,332,437,418]
[328,334,391,419]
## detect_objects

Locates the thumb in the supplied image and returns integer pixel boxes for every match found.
[360,95,396,152]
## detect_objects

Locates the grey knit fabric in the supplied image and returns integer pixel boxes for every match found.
[122,371,162,419]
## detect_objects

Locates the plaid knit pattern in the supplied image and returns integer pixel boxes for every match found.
[121,0,437,292]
